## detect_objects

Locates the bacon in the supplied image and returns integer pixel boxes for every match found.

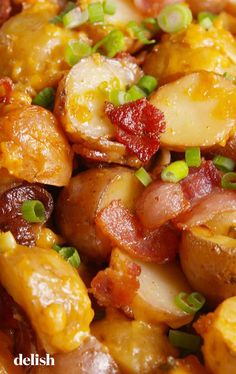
[136,181,189,229]
[105,98,166,163]
[0,0,11,26]
[96,200,179,262]
[0,77,13,104]
[180,161,221,204]
[176,190,236,229]
[134,0,181,16]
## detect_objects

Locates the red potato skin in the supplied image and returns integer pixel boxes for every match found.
[0,0,11,26]
[0,105,73,186]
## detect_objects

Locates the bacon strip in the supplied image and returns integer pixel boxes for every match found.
[0,77,13,104]
[0,0,11,26]
[96,200,179,263]
[105,98,166,163]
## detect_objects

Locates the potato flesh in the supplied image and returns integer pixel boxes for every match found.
[150,72,236,150]
[56,167,144,262]
[144,23,236,83]
[0,3,82,93]
[201,297,236,374]
[92,310,177,374]
[180,226,236,304]
[0,233,94,354]
[111,249,193,328]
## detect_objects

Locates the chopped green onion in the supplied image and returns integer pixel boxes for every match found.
[63,7,88,28]
[185,147,201,167]
[175,292,205,315]
[137,75,158,95]
[32,87,55,109]
[213,155,235,172]
[168,330,201,352]
[223,72,235,81]
[103,0,116,15]
[157,4,192,33]
[93,29,125,57]
[135,167,152,187]
[21,200,46,223]
[161,161,189,183]
[127,21,155,45]
[142,17,160,31]
[50,1,76,24]
[65,40,92,66]
[221,172,236,190]
[126,85,146,102]
[198,11,217,23]
[199,17,213,29]
[88,2,104,23]
[53,244,80,268]
[109,89,128,106]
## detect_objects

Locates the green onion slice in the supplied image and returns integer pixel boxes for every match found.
[221,172,236,190]
[32,87,55,110]
[127,21,155,45]
[213,155,235,172]
[198,11,217,23]
[168,330,201,352]
[175,292,205,314]
[50,1,76,24]
[126,85,146,102]
[21,200,46,223]
[63,7,88,28]
[137,75,158,95]
[88,2,104,23]
[157,4,192,33]
[142,17,160,31]
[93,29,125,57]
[53,244,81,268]
[161,160,189,183]
[65,40,92,66]
[109,89,128,106]
[135,167,152,187]
[103,0,116,15]
[185,147,201,167]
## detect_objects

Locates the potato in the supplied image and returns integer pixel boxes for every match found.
[0,231,94,354]
[54,54,142,166]
[92,310,178,374]
[56,167,144,262]
[199,297,236,374]
[0,2,84,93]
[218,11,236,34]
[211,131,236,161]
[0,104,72,186]
[150,72,236,151]
[143,23,236,84]
[31,335,120,374]
[111,249,193,328]
[180,220,236,305]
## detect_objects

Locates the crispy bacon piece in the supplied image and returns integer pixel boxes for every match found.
[91,262,141,309]
[0,184,53,246]
[180,161,221,203]
[0,77,13,104]
[96,200,179,262]
[0,0,11,26]
[105,98,166,163]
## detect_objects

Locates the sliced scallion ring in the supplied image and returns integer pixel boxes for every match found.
[21,200,46,223]
[157,4,192,33]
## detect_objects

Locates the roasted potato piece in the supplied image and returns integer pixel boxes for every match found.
[56,167,144,262]
[0,104,72,186]
[198,297,236,374]
[150,72,236,151]
[0,232,94,354]
[0,2,84,93]
[180,217,236,304]
[211,131,236,161]
[31,336,120,374]
[54,54,142,166]
[92,310,178,374]
[144,23,236,84]
[111,249,193,328]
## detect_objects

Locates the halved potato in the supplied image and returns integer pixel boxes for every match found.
[198,297,236,374]
[56,167,144,262]
[92,310,178,374]
[54,54,142,166]
[0,104,72,186]
[150,72,236,151]
[180,221,236,305]
[143,23,236,84]
[110,249,193,328]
